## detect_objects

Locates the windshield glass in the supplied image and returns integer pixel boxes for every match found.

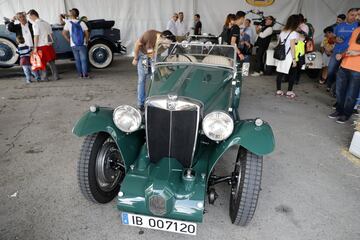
[155,42,236,70]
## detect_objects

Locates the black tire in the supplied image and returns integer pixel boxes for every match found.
[306,69,321,79]
[77,132,125,204]
[0,38,18,67]
[229,147,263,226]
[88,40,114,69]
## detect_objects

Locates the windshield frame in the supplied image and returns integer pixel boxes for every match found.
[154,42,237,72]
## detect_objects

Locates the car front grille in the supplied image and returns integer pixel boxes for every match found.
[145,96,201,168]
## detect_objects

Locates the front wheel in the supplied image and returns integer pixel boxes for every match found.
[77,132,125,203]
[0,38,18,67]
[88,41,114,69]
[229,147,263,226]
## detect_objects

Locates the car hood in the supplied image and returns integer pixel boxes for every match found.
[148,64,233,113]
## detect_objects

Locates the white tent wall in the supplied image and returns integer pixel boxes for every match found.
[0,0,65,24]
[0,0,358,55]
[63,0,194,54]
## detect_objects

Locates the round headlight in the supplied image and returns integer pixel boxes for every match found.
[202,111,234,141]
[307,53,316,61]
[113,105,142,133]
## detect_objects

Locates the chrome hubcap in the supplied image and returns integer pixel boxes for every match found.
[95,140,125,192]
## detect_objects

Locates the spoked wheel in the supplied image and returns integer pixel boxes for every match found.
[77,132,125,203]
[229,147,263,226]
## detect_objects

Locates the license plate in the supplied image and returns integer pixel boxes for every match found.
[121,212,197,235]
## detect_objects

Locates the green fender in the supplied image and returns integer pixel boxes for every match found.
[72,107,146,169]
[207,119,275,176]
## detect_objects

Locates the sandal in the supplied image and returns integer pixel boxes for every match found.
[286,91,296,98]
[276,90,284,96]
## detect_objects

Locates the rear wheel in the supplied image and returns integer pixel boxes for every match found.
[77,132,125,203]
[88,41,113,69]
[0,38,18,67]
[229,147,263,226]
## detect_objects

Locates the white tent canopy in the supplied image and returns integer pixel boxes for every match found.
[0,0,357,54]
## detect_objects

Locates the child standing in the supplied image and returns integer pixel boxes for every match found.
[16,36,34,84]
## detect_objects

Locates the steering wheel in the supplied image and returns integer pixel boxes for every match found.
[176,53,193,62]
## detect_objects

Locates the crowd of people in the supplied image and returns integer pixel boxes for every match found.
[165,12,202,38]
[216,8,360,123]
[7,8,90,84]
[8,7,360,124]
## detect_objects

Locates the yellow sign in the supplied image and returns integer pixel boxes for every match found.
[245,0,275,7]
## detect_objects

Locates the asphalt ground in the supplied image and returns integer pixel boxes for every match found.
[0,57,359,240]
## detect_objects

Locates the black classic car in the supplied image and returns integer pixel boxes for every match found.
[0,18,126,69]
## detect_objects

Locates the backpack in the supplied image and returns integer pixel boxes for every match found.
[70,21,84,46]
[274,31,291,61]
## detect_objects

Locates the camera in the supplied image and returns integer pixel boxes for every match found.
[250,9,276,27]
[253,17,266,26]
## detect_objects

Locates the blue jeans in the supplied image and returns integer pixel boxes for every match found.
[32,70,41,80]
[22,65,32,82]
[326,53,342,89]
[137,53,152,106]
[336,67,360,117]
[72,45,88,76]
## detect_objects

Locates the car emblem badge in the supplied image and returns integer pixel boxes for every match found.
[167,94,178,110]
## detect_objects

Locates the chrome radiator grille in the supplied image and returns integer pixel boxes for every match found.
[145,96,201,168]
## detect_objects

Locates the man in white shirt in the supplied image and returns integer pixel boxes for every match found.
[176,12,187,37]
[62,8,90,78]
[166,13,178,36]
[7,12,34,47]
[27,9,59,81]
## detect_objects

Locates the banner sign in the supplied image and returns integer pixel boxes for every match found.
[245,0,275,7]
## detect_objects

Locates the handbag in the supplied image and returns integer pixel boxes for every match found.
[274,31,291,60]
[30,51,45,71]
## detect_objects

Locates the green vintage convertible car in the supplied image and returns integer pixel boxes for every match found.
[73,42,275,235]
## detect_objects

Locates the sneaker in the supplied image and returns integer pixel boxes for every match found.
[332,102,337,109]
[83,74,91,79]
[251,72,261,77]
[336,115,349,124]
[328,111,341,119]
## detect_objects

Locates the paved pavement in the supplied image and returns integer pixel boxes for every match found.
[0,57,359,240]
